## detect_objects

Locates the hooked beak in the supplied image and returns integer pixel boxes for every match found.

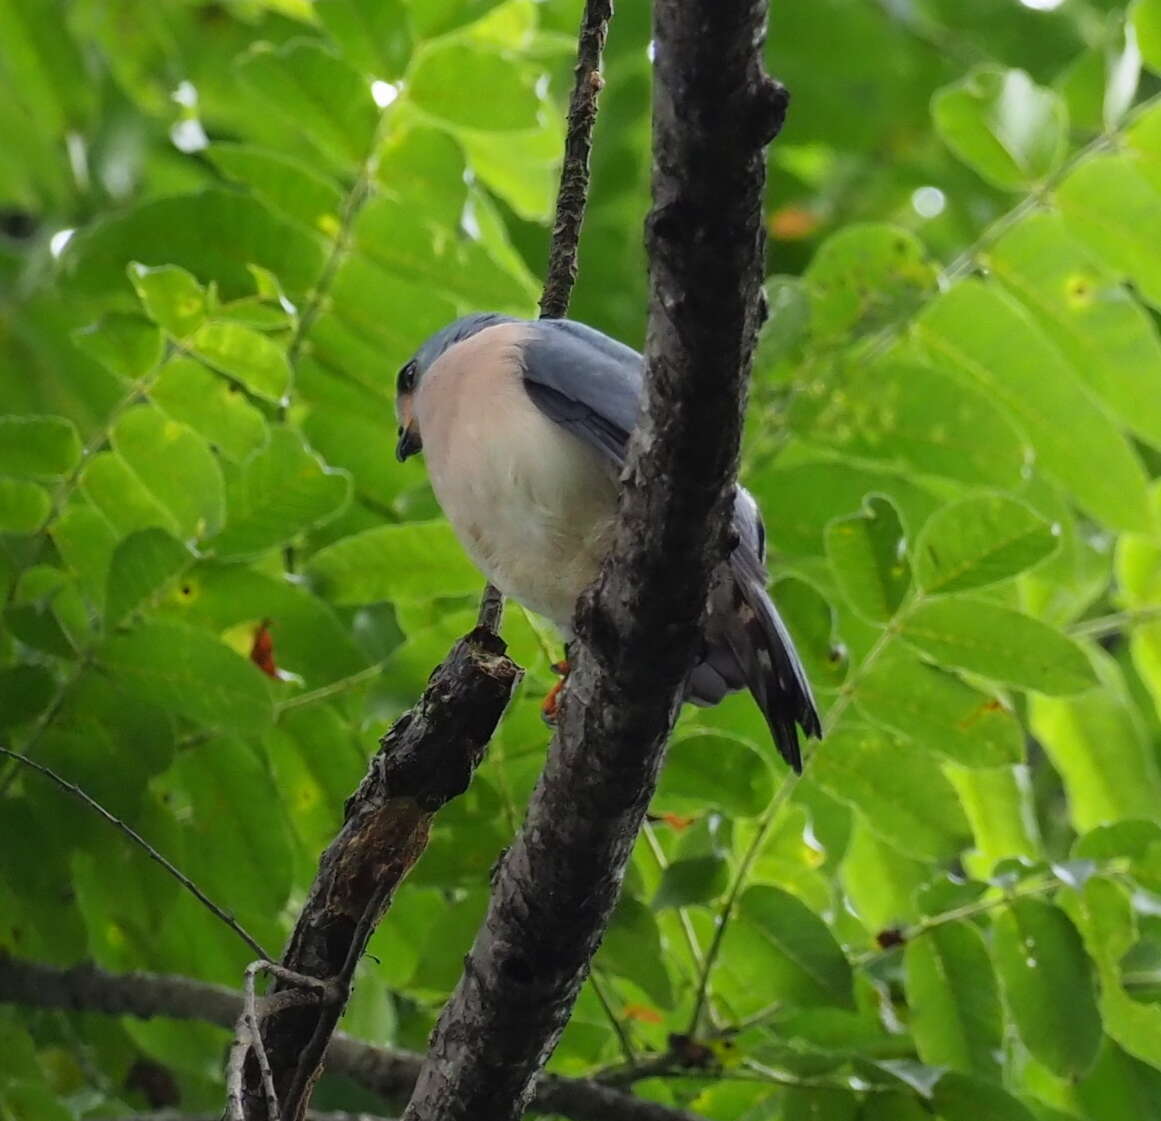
[395,424,422,462]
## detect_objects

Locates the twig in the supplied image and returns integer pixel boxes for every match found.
[476,582,505,632]
[589,969,637,1065]
[231,962,337,1121]
[1070,605,1161,639]
[687,608,909,1035]
[539,0,613,320]
[0,747,269,960]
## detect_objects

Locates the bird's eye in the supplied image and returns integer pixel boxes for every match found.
[397,361,417,394]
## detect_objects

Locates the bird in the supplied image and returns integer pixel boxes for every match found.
[394,313,822,771]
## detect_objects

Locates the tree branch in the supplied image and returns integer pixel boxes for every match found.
[258,630,520,1120]
[0,956,702,1121]
[399,3,786,1120]
[540,0,613,320]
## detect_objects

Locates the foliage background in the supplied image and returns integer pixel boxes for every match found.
[3,0,1161,1118]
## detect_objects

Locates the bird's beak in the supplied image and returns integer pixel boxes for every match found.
[396,423,422,462]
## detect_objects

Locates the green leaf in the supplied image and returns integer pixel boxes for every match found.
[932,1072,1037,1121]
[750,461,939,557]
[150,355,268,464]
[905,921,1002,1076]
[0,478,50,533]
[1068,877,1161,1069]
[213,428,349,559]
[734,884,854,1009]
[899,598,1096,695]
[0,665,55,730]
[191,321,292,404]
[916,280,1152,533]
[945,767,1041,876]
[854,644,1023,767]
[810,723,970,861]
[207,143,343,233]
[72,315,164,383]
[162,735,294,930]
[171,563,369,690]
[652,857,728,910]
[993,898,1101,1076]
[792,356,1030,488]
[1056,153,1161,309]
[1030,649,1161,832]
[1136,0,1161,72]
[316,0,412,80]
[653,814,731,909]
[127,262,206,338]
[105,528,194,626]
[770,576,848,692]
[0,415,80,477]
[989,212,1161,450]
[110,405,225,539]
[824,496,910,623]
[805,224,936,341]
[306,521,481,605]
[67,189,327,304]
[597,895,674,1010]
[913,493,1058,595]
[932,66,1068,189]
[408,42,541,131]
[97,621,272,733]
[653,733,774,818]
[234,40,380,171]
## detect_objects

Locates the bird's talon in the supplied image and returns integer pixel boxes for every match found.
[541,660,571,725]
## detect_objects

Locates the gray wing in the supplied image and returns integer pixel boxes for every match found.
[518,319,643,465]
[518,318,821,769]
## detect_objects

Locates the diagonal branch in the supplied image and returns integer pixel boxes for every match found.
[257,630,520,1121]
[250,5,616,1119]
[0,956,702,1121]
[399,3,788,1120]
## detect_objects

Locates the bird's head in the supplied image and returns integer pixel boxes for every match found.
[394,312,513,462]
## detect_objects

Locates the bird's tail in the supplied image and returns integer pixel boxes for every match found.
[686,494,822,772]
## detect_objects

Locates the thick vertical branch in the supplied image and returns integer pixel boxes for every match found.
[400,4,787,1121]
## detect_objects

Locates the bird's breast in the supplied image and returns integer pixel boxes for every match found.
[415,325,618,632]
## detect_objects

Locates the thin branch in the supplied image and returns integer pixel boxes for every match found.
[399,2,786,1118]
[687,608,908,1034]
[274,661,387,716]
[1070,605,1161,639]
[848,868,1132,969]
[539,0,613,320]
[0,747,269,960]
[0,957,705,1121]
[589,969,637,1065]
[475,582,505,632]
[231,962,337,1121]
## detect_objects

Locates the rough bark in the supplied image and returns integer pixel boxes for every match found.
[400,3,786,1120]
[0,956,702,1121]
[259,629,521,1119]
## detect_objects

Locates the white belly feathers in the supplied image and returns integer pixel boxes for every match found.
[413,323,619,634]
